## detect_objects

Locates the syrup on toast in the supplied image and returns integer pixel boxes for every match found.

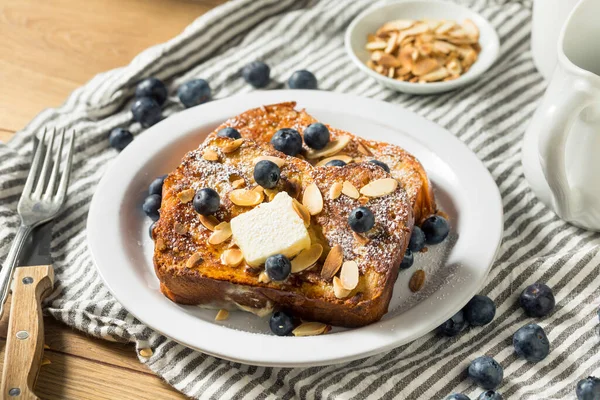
[153,136,414,327]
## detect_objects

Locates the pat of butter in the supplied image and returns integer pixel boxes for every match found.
[230,192,310,266]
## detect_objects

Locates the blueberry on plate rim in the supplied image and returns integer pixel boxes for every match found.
[513,323,550,362]
[265,254,292,281]
[463,295,496,326]
[369,159,390,173]
[408,226,426,252]
[148,174,167,196]
[325,159,347,167]
[303,122,330,150]
[477,391,503,400]
[193,188,220,215]
[269,310,295,336]
[241,61,270,88]
[178,79,211,108]
[270,128,303,156]
[135,77,168,105]
[519,282,555,317]
[131,97,162,128]
[254,160,280,189]
[288,70,317,89]
[108,127,133,151]
[217,127,242,139]
[348,206,375,233]
[142,194,161,221]
[438,309,468,337]
[421,214,450,244]
[445,394,470,400]
[468,356,503,390]
[399,249,414,269]
[576,376,600,400]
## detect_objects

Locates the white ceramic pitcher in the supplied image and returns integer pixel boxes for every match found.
[523,0,600,231]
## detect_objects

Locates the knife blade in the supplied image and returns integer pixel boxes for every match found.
[19,221,53,267]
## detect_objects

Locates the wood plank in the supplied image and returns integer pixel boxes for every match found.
[0,129,16,142]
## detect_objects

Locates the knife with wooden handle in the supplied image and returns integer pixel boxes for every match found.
[1,222,55,400]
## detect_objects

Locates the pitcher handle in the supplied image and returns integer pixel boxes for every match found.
[537,77,596,220]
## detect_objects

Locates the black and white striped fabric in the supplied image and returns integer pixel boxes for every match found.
[1,0,598,398]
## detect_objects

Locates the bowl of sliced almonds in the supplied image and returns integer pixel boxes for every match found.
[345,0,500,94]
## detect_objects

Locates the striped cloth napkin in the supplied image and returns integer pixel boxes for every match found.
[1,0,598,398]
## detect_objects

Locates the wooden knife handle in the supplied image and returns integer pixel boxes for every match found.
[1,266,54,400]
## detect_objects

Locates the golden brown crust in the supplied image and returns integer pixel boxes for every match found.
[153,136,413,327]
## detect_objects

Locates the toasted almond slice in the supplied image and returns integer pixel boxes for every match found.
[356,142,372,155]
[315,154,353,167]
[177,188,195,203]
[258,271,271,283]
[366,41,387,51]
[321,245,343,280]
[292,198,311,226]
[302,183,323,215]
[396,64,412,76]
[292,322,329,337]
[340,260,359,291]
[388,67,395,78]
[215,309,229,321]
[342,181,360,199]
[208,222,232,245]
[409,269,426,292]
[358,196,369,205]
[253,156,286,168]
[462,19,479,41]
[396,22,429,43]
[384,32,398,54]
[399,45,415,67]
[411,57,439,76]
[424,19,442,31]
[221,138,244,153]
[435,20,456,34]
[371,52,402,68]
[460,48,477,68]
[139,348,153,358]
[329,182,343,200]
[202,148,219,161]
[433,40,457,54]
[156,238,167,251]
[353,231,370,246]
[186,252,203,268]
[174,222,188,235]
[305,137,350,159]
[291,244,323,273]
[378,19,414,33]
[231,178,246,189]
[360,178,398,197]
[333,276,352,299]
[264,188,278,201]
[221,248,244,267]
[446,58,462,76]
[229,188,263,207]
[419,67,449,82]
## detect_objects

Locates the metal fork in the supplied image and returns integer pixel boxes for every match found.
[0,128,75,319]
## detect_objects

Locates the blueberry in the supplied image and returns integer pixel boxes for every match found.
[242,61,270,88]
[131,97,162,127]
[135,77,168,105]
[177,79,211,108]
[325,159,347,167]
[519,283,555,317]
[143,194,161,221]
[217,127,242,139]
[576,376,600,400]
[269,310,295,336]
[464,295,496,326]
[513,323,550,362]
[438,309,468,337]
[303,123,330,150]
[254,160,280,189]
[148,175,167,196]
[422,215,450,244]
[108,128,133,151]
[408,226,426,252]
[288,70,317,89]
[265,254,291,281]
[477,391,503,400]
[399,249,414,269]
[446,394,470,400]
[468,356,503,390]
[193,188,220,215]
[149,221,157,239]
[369,159,390,173]
[271,128,303,156]
[348,206,375,233]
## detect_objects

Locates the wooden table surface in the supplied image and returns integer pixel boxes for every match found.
[0,0,225,398]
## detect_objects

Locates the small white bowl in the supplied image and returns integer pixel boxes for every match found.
[345,0,500,95]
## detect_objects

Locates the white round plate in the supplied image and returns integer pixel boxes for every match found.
[88,90,502,367]
[345,0,500,94]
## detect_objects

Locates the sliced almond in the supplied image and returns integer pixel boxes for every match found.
[199,214,219,231]
[306,136,351,159]
[215,309,229,321]
[409,269,426,292]
[433,40,457,54]
[378,19,414,33]
[186,252,203,268]
[446,58,462,76]
[302,183,323,215]
[174,222,188,235]
[208,222,232,245]
[340,260,359,291]
[156,238,167,251]
[412,57,439,77]
[264,188,278,201]
[229,188,263,207]
[359,178,398,197]
[358,196,369,206]
[177,188,195,203]
[419,67,449,83]
[384,32,398,54]
[291,244,323,273]
[321,245,343,280]
[253,156,285,168]
[366,41,387,51]
[353,231,370,246]
[221,248,243,267]
[231,178,246,189]
[292,322,329,337]
[258,271,271,284]
[341,181,360,199]
[371,52,402,68]
[356,142,372,156]
[139,348,153,358]
[315,154,353,167]
[202,148,219,161]
[329,182,343,200]
[333,276,352,299]
[292,199,311,226]
[221,138,244,153]
[397,22,429,43]
[435,20,456,35]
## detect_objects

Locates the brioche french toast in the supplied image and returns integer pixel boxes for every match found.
[153,135,414,327]
[207,102,436,223]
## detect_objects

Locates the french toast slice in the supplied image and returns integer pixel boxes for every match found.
[153,136,414,327]
[208,102,436,224]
